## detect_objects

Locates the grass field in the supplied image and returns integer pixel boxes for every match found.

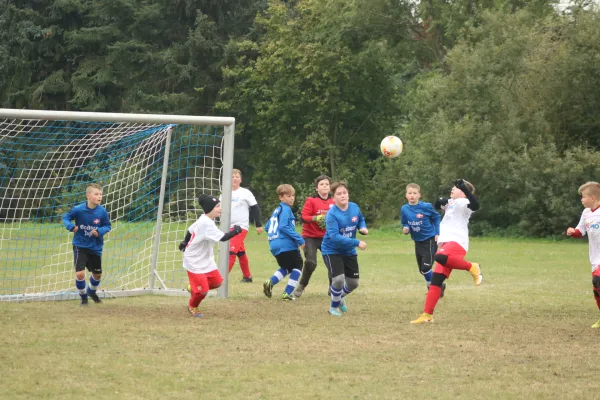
[0,230,597,400]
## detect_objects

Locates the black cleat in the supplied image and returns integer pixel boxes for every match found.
[88,293,102,304]
[240,276,253,283]
[80,297,89,306]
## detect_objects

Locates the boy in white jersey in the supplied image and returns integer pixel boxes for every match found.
[224,169,263,283]
[411,179,482,324]
[179,194,242,317]
[566,181,600,328]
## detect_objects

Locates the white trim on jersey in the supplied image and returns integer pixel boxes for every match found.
[183,215,225,274]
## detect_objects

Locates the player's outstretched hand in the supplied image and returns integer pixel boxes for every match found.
[359,228,368,235]
[178,241,186,252]
[233,225,243,235]
[455,178,468,193]
[358,241,367,250]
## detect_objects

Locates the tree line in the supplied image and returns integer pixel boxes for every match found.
[1,0,599,236]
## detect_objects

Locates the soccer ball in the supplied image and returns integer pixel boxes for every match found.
[380,136,403,158]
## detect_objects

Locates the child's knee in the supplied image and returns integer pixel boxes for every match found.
[330,274,345,290]
[75,271,85,280]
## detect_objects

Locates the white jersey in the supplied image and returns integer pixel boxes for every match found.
[183,215,225,274]
[225,187,258,230]
[575,207,600,272]
[437,198,473,251]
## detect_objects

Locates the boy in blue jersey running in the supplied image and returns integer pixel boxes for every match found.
[321,181,368,316]
[62,183,111,306]
[263,184,305,301]
[401,183,444,294]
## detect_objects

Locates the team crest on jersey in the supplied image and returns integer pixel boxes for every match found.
[352,216,358,222]
[416,213,423,218]
[93,218,100,224]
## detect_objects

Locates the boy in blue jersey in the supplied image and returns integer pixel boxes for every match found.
[263,184,305,301]
[401,183,443,294]
[62,183,111,306]
[321,181,368,316]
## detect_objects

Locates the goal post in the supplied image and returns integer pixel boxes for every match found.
[0,108,235,302]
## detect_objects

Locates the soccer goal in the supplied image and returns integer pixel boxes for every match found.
[0,109,235,302]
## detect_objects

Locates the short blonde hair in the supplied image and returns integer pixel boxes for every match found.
[463,180,475,194]
[232,169,242,177]
[86,183,102,194]
[406,183,420,192]
[579,181,600,198]
[276,184,295,196]
[330,181,348,195]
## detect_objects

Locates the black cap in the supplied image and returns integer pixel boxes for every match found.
[198,194,220,214]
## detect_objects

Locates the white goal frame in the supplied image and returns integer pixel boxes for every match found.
[0,108,235,301]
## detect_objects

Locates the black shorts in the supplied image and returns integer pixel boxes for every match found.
[322,254,359,279]
[414,237,437,274]
[274,250,303,273]
[73,246,102,274]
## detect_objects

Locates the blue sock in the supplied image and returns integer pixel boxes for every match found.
[284,269,301,295]
[424,270,433,285]
[342,283,352,297]
[76,278,87,298]
[330,286,342,308]
[87,276,101,295]
[270,268,288,285]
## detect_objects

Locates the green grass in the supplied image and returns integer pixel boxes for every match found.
[0,230,597,399]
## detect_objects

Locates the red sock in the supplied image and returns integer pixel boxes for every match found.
[424,285,442,314]
[228,253,236,273]
[239,253,251,278]
[189,292,207,308]
[445,254,472,271]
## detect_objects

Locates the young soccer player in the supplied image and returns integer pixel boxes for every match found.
[179,194,242,317]
[401,183,442,292]
[224,169,263,283]
[293,175,335,298]
[566,181,600,328]
[62,183,111,306]
[321,181,368,317]
[411,178,482,324]
[263,184,305,301]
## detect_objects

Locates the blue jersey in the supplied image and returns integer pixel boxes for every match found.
[62,202,111,256]
[400,201,440,242]
[265,202,305,256]
[321,202,367,256]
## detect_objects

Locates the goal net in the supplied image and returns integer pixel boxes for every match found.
[0,109,235,302]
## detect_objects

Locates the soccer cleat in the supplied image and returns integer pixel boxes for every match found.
[339,297,348,313]
[80,297,88,306]
[469,263,483,286]
[240,276,253,283]
[410,313,434,324]
[263,279,273,298]
[188,307,204,318]
[292,284,305,298]
[440,282,447,298]
[281,292,296,301]
[328,307,343,317]
[88,292,102,304]
[592,318,600,329]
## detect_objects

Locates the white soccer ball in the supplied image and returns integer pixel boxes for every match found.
[380,136,403,159]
